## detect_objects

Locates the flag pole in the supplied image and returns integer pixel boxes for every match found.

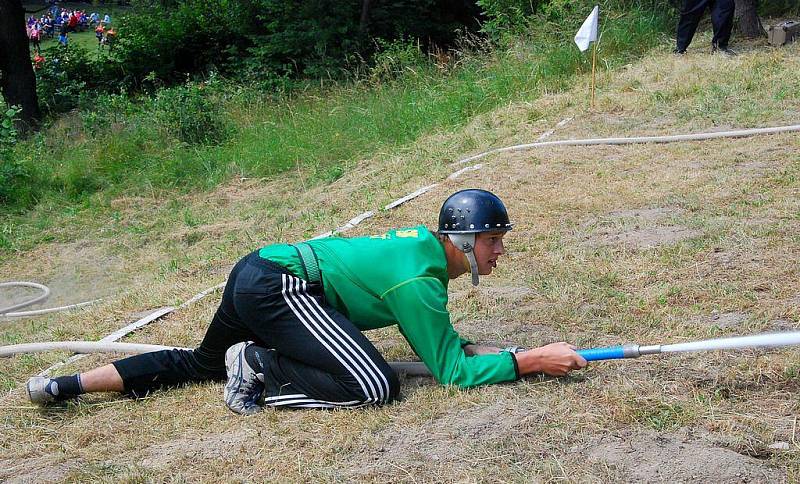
[590,41,597,108]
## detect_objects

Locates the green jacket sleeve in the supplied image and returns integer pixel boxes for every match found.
[382,277,518,388]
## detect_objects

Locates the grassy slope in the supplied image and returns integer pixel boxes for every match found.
[3,3,668,253]
[2,29,800,484]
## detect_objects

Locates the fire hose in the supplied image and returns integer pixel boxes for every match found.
[0,281,100,318]
[3,123,800,376]
[2,331,799,378]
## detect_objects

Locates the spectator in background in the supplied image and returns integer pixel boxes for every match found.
[29,24,41,54]
[42,16,54,38]
[105,27,117,52]
[103,14,112,24]
[77,11,88,31]
[675,0,736,55]
[58,21,69,46]
[68,12,78,32]
[95,23,105,46]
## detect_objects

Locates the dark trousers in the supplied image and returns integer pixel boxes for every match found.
[676,0,735,51]
[113,252,399,408]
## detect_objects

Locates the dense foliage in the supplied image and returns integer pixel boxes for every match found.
[26,0,800,109]
[73,0,484,91]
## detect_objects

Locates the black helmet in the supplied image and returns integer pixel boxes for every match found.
[438,189,513,234]
[437,189,513,287]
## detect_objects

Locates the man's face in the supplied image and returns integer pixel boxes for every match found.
[472,231,507,275]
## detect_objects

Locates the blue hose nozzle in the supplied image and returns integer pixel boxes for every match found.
[577,344,654,361]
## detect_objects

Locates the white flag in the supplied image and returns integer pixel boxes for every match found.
[574,5,599,52]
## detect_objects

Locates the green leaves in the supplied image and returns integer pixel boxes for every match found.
[0,106,21,148]
[0,105,29,207]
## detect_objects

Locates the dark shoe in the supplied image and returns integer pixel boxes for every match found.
[673,48,687,55]
[712,44,737,56]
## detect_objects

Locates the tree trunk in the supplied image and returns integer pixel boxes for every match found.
[359,0,372,35]
[0,0,41,131]
[734,0,764,38]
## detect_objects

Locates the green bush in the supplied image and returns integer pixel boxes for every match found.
[760,0,800,16]
[114,0,252,85]
[368,39,431,84]
[476,0,540,41]
[148,80,233,145]
[0,106,30,207]
[79,92,142,136]
[35,45,91,113]
[0,107,18,153]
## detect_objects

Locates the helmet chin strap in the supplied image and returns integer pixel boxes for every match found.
[447,234,480,286]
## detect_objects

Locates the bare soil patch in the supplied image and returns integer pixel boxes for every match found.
[0,456,80,483]
[449,284,534,304]
[0,285,44,311]
[579,207,702,249]
[606,207,684,221]
[345,399,543,480]
[579,206,684,231]
[454,318,561,348]
[769,319,798,331]
[587,431,786,482]
[0,240,130,310]
[735,160,773,175]
[139,429,256,469]
[691,311,750,329]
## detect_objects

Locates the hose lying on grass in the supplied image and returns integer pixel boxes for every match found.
[4,330,800,379]
[0,340,435,377]
[4,123,799,378]
[0,282,100,319]
[318,124,800,238]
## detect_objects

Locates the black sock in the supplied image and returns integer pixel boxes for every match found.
[244,345,269,373]
[52,374,84,400]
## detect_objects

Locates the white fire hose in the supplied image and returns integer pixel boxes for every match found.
[0,340,433,376]
[0,281,100,318]
[3,123,799,379]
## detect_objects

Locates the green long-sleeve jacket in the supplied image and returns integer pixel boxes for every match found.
[258,225,518,388]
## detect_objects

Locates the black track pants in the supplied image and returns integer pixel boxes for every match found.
[113,252,399,408]
[676,0,735,51]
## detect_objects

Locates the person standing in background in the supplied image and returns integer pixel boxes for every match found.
[58,21,69,46]
[675,0,736,55]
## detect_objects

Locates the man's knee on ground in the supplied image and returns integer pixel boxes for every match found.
[382,365,401,404]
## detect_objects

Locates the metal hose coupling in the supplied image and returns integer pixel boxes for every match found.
[577,343,663,361]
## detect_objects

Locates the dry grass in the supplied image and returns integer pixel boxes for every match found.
[2,34,800,482]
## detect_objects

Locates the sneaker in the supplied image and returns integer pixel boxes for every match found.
[224,341,265,415]
[26,376,59,405]
[712,44,737,56]
[673,48,687,55]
